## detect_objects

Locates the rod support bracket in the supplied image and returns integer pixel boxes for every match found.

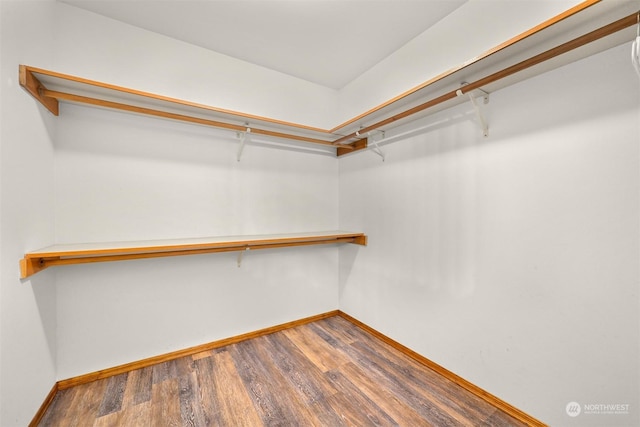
[367,130,386,161]
[457,86,489,137]
[237,125,251,162]
[237,246,250,267]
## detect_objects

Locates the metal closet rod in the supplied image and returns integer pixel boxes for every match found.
[333,11,640,148]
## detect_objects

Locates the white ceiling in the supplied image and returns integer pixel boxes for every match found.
[60,0,466,90]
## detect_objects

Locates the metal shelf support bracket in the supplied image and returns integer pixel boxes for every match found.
[457,87,489,137]
[237,125,251,161]
[237,246,250,267]
[358,129,385,161]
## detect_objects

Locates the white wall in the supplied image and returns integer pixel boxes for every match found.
[338,42,639,427]
[54,104,340,379]
[50,4,340,379]
[0,1,57,425]
[53,2,339,129]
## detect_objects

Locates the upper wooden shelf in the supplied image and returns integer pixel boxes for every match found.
[19,1,639,157]
[20,231,367,278]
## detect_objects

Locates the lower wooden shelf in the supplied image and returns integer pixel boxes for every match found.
[20,231,367,279]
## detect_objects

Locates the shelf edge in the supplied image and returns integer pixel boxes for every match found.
[20,232,367,279]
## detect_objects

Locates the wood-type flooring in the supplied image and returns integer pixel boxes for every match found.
[39,315,529,426]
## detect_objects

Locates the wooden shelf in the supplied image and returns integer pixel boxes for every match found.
[20,231,367,278]
[19,2,638,157]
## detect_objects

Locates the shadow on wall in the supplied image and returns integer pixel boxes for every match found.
[338,244,360,299]
[53,103,247,166]
[27,268,57,371]
[52,103,336,168]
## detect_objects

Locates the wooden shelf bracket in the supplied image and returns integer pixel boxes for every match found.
[19,65,59,115]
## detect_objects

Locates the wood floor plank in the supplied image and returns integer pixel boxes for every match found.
[92,409,125,427]
[174,356,194,379]
[178,371,207,427]
[349,332,527,426]
[354,338,481,413]
[352,339,479,427]
[323,315,373,343]
[97,373,128,417]
[282,323,351,372]
[192,354,225,426]
[324,368,399,426]
[38,314,541,427]
[58,379,108,427]
[38,388,74,426]
[229,337,318,426]
[262,332,347,426]
[326,317,528,427]
[312,318,472,426]
[122,365,153,407]
[152,358,183,384]
[208,349,263,427]
[191,349,213,361]
[151,360,171,384]
[312,319,468,426]
[483,408,531,426]
[338,361,438,427]
[93,401,152,427]
[151,378,181,426]
[74,382,110,427]
[263,333,331,403]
